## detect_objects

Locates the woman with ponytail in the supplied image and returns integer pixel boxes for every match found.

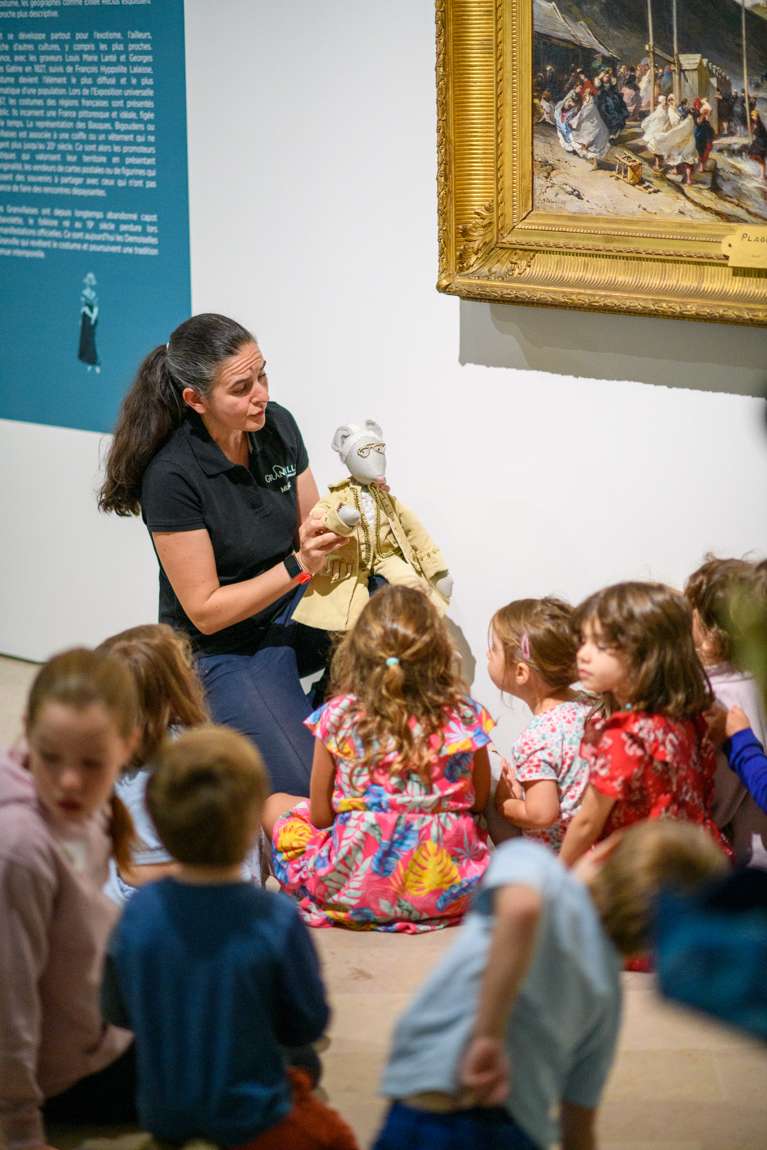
[0,648,140,1150]
[99,313,345,794]
[263,585,493,932]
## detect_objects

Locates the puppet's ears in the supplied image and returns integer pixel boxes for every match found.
[331,420,383,456]
[331,424,355,455]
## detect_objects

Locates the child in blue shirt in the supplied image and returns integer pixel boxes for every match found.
[101,725,358,1150]
[373,820,727,1150]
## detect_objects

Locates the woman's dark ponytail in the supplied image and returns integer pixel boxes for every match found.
[98,345,183,516]
[98,313,255,517]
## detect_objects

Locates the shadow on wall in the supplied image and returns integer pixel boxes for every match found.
[446,618,476,690]
[459,300,767,398]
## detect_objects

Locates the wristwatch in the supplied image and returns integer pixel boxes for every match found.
[283,552,312,585]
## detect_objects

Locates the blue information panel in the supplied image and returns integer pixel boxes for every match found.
[0,0,190,433]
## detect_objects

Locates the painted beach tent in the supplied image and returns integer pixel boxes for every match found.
[534,0,615,58]
[572,18,615,58]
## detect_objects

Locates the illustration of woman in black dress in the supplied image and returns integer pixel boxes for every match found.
[78,271,100,373]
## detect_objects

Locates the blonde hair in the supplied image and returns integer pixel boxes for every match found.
[26,648,138,872]
[98,624,208,766]
[575,582,712,718]
[590,819,728,956]
[330,585,465,781]
[146,725,268,867]
[684,555,755,665]
[491,597,578,690]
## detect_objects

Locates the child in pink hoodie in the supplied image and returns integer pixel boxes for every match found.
[0,648,139,1150]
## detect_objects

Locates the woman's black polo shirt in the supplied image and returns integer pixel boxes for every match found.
[141,403,309,655]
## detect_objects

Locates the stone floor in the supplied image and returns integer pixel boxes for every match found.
[2,654,766,1149]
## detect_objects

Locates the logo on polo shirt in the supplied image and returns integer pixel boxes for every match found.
[264,463,297,486]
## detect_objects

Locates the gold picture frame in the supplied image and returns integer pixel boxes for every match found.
[436,0,767,325]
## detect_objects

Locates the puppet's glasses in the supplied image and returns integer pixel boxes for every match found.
[356,442,386,459]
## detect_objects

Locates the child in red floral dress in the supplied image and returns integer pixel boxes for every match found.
[560,581,731,868]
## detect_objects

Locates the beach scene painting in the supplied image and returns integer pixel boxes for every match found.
[532,1,767,223]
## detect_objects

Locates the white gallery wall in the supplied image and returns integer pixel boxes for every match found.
[2,0,766,753]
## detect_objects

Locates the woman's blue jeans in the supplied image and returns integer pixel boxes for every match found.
[196,590,329,796]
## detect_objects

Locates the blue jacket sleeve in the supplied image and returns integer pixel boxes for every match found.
[724,729,767,815]
[273,908,330,1048]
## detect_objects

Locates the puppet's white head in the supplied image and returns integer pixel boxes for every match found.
[331,420,386,485]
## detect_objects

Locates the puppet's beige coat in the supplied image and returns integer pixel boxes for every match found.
[292,479,448,632]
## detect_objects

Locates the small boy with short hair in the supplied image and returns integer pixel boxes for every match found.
[685,555,767,865]
[373,821,727,1150]
[101,725,358,1150]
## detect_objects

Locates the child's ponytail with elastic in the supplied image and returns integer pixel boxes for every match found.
[331,586,465,779]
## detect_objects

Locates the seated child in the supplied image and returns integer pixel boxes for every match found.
[101,726,358,1150]
[488,598,590,851]
[98,624,210,902]
[263,585,492,931]
[1,648,139,1150]
[685,556,767,864]
[560,581,731,867]
[373,820,727,1150]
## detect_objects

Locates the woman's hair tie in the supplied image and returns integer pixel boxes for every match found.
[385,656,400,667]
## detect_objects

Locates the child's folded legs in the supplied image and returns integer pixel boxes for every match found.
[233,1069,359,1150]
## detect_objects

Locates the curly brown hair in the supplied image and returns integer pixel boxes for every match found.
[684,555,755,665]
[491,597,578,690]
[98,624,209,767]
[330,585,466,781]
[575,581,713,718]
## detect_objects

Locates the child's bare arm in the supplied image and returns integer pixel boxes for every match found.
[119,860,179,886]
[308,740,336,828]
[561,1101,597,1150]
[726,704,751,738]
[470,746,491,812]
[559,786,615,867]
[459,883,541,1105]
[499,779,560,830]
[494,764,519,809]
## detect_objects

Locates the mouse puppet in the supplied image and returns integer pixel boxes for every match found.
[292,420,453,631]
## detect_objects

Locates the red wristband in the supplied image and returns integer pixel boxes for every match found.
[283,553,312,584]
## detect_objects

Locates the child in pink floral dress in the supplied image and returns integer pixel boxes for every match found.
[263,586,492,932]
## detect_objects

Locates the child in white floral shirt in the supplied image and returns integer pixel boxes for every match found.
[488,598,590,851]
